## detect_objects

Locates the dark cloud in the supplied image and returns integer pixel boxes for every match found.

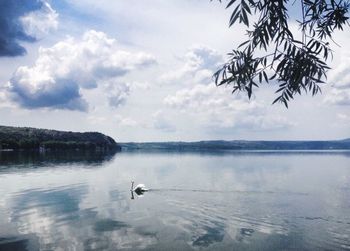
[6,30,156,111]
[8,77,88,111]
[0,0,44,56]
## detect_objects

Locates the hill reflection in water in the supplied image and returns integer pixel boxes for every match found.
[0,150,117,170]
[0,151,349,250]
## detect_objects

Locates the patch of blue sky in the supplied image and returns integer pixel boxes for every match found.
[50,0,108,33]
[50,0,139,46]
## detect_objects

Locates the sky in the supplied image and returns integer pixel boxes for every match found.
[0,0,349,142]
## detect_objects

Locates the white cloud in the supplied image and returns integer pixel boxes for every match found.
[160,45,293,132]
[165,84,293,131]
[159,45,222,85]
[0,89,12,108]
[106,82,131,108]
[324,53,350,106]
[7,30,156,111]
[328,54,350,90]
[2,0,347,141]
[183,45,223,70]
[20,1,59,37]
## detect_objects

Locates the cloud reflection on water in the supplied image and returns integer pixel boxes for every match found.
[0,151,350,250]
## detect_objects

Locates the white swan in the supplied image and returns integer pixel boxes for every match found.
[131,181,148,195]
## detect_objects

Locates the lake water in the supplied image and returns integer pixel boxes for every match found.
[0,151,349,251]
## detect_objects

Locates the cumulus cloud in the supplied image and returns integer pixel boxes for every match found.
[159,45,223,85]
[165,84,293,131]
[107,82,131,108]
[328,54,350,90]
[20,1,58,38]
[7,30,156,111]
[324,53,350,105]
[0,0,58,57]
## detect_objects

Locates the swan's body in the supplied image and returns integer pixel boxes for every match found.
[131,181,148,195]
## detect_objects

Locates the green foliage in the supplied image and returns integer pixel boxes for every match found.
[214,0,350,107]
[0,125,120,152]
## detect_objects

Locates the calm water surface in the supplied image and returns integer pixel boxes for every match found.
[0,151,349,251]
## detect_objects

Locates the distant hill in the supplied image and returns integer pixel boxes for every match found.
[1,125,349,152]
[0,125,121,152]
[120,139,350,151]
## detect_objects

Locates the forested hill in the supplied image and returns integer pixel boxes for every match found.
[0,126,120,151]
[120,139,350,151]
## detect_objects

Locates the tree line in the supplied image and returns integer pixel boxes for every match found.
[0,126,120,152]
